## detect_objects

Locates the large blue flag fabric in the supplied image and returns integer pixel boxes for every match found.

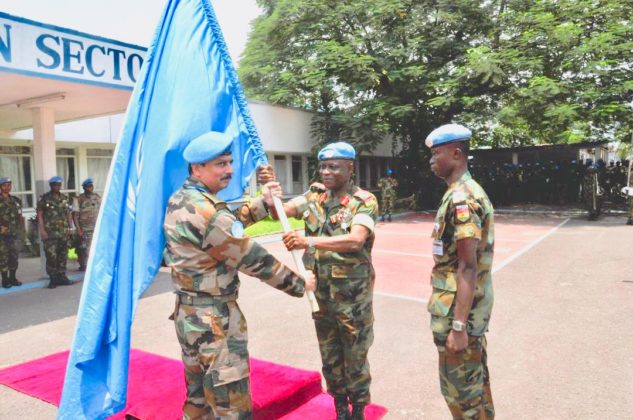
[57,1,267,418]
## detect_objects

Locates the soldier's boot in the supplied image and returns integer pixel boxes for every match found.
[9,270,22,286]
[2,271,12,288]
[57,273,72,286]
[47,275,58,289]
[334,397,350,420]
[351,404,366,420]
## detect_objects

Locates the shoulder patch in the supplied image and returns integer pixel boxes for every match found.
[353,189,375,204]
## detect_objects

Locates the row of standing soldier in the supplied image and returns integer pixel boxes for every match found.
[0,176,101,289]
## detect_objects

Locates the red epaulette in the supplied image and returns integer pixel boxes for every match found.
[353,189,375,204]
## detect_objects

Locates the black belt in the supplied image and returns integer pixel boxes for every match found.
[176,293,238,305]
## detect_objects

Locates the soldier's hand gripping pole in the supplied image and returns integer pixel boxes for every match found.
[272,196,320,313]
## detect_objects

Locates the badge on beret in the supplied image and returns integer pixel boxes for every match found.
[231,221,244,238]
[456,204,470,222]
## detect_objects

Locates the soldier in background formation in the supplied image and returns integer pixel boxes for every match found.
[72,178,102,271]
[377,169,398,222]
[163,131,315,419]
[278,142,378,420]
[624,159,633,225]
[582,160,604,220]
[0,177,24,288]
[37,176,73,289]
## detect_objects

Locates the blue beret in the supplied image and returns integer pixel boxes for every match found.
[183,131,234,164]
[386,169,393,175]
[425,124,472,148]
[82,178,94,187]
[318,142,356,160]
[49,176,63,184]
[0,177,11,185]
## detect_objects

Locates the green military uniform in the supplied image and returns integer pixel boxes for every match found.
[73,192,101,269]
[37,191,72,283]
[626,163,633,225]
[0,193,23,287]
[377,176,397,221]
[289,182,378,407]
[582,166,602,220]
[429,171,495,419]
[164,177,306,420]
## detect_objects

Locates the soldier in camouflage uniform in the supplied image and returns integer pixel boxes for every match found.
[624,159,633,225]
[426,124,495,419]
[0,177,24,288]
[377,169,398,222]
[276,142,378,420]
[37,176,73,289]
[163,131,315,420]
[582,161,603,221]
[72,178,101,271]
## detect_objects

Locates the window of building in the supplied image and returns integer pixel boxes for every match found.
[86,148,114,193]
[273,155,287,191]
[56,148,77,198]
[291,155,304,194]
[0,146,35,207]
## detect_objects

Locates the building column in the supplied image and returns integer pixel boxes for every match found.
[31,107,57,197]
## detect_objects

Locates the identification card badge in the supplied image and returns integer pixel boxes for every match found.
[432,240,444,256]
[230,221,244,238]
[303,209,310,219]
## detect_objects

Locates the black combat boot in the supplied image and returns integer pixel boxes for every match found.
[2,271,11,288]
[57,273,72,286]
[351,404,366,420]
[9,270,22,286]
[47,274,58,289]
[334,397,350,420]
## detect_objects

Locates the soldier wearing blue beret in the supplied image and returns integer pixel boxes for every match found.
[273,141,379,419]
[37,176,73,288]
[427,124,496,419]
[73,178,101,271]
[378,168,398,222]
[0,177,24,288]
[164,131,315,419]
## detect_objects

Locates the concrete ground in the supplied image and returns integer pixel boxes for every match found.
[1,212,632,419]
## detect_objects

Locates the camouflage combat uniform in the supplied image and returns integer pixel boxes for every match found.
[37,191,72,279]
[627,164,633,224]
[163,177,306,420]
[289,182,378,406]
[429,171,495,419]
[582,166,602,220]
[377,176,398,219]
[73,192,101,269]
[0,193,22,284]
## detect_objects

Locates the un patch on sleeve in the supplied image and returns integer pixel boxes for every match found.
[231,220,245,238]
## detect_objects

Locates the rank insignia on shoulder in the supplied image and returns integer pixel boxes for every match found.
[231,220,245,238]
[456,204,470,222]
[452,190,466,203]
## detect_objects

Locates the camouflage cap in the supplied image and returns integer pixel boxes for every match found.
[183,131,234,164]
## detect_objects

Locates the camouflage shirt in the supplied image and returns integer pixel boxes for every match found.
[73,192,102,231]
[289,183,378,302]
[37,191,72,238]
[428,171,494,336]
[377,177,398,199]
[163,177,305,298]
[0,194,22,236]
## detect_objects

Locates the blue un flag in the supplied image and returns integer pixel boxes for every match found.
[57,1,267,418]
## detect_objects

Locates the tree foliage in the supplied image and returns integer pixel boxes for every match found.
[239,0,633,188]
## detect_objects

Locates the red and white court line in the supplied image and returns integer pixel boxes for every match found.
[373,217,570,303]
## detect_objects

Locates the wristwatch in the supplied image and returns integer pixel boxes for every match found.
[307,237,316,254]
[451,319,467,332]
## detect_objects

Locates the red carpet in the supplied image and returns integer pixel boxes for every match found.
[0,349,387,419]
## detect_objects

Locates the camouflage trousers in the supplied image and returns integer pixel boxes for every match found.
[76,230,94,268]
[380,195,394,215]
[43,237,68,276]
[313,290,374,405]
[173,295,252,420]
[0,235,18,271]
[433,334,495,420]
